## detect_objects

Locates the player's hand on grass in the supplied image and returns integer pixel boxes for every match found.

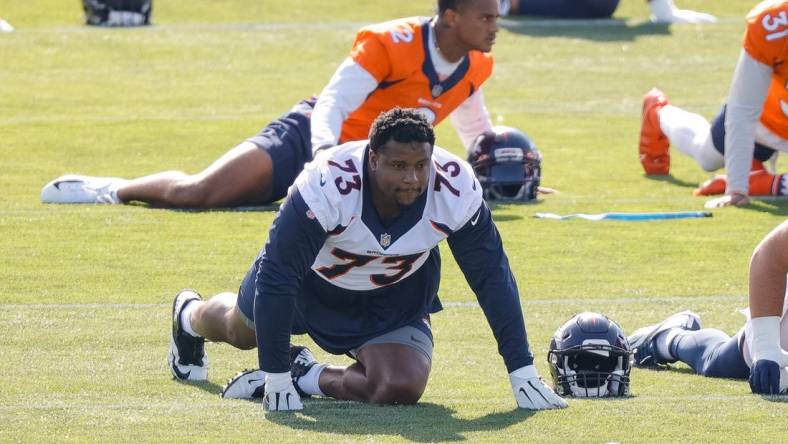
[749,360,786,394]
[704,192,749,209]
[749,317,788,394]
[509,365,568,410]
[263,372,303,412]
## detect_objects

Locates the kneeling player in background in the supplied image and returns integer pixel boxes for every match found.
[628,220,788,395]
[638,1,788,208]
[41,0,503,209]
[167,108,567,412]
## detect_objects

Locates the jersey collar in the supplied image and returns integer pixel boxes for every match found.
[421,19,470,99]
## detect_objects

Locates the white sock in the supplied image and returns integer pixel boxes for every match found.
[179,301,201,337]
[658,105,725,172]
[296,363,328,396]
[107,179,129,204]
[655,328,682,362]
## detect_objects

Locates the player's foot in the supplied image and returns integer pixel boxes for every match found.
[628,310,701,367]
[168,289,208,381]
[221,369,266,399]
[694,168,784,196]
[290,345,318,398]
[748,169,784,196]
[41,174,127,204]
[639,88,671,175]
[693,175,727,196]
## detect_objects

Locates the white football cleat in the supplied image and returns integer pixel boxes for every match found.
[221,369,266,399]
[41,175,127,204]
[168,290,208,381]
[648,0,717,24]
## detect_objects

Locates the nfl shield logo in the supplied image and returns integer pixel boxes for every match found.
[431,84,443,97]
[379,233,391,247]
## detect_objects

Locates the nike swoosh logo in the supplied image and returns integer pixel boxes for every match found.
[53,179,85,191]
[247,378,263,385]
[410,335,425,345]
[319,174,327,186]
[781,99,788,118]
[172,366,191,380]
[470,209,482,226]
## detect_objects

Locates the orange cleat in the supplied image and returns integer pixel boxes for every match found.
[639,88,671,175]
[693,175,727,196]
[694,168,784,196]
[748,169,783,196]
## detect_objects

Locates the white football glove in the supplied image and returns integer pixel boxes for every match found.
[649,0,717,24]
[751,316,788,368]
[748,317,788,394]
[262,371,303,412]
[509,365,568,410]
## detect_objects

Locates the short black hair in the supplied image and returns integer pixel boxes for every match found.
[437,0,472,14]
[368,108,435,152]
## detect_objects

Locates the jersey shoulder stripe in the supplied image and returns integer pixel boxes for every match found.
[295,141,367,232]
[429,146,484,232]
[351,17,428,82]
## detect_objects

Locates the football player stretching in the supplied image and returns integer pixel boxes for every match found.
[629,220,788,395]
[43,0,505,209]
[168,108,567,412]
[638,0,788,207]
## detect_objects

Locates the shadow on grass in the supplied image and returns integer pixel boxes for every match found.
[745,198,788,216]
[175,379,225,396]
[267,400,536,442]
[643,174,698,189]
[500,17,671,42]
[760,394,788,403]
[128,201,282,212]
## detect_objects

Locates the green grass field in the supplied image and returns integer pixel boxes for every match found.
[1,1,787,442]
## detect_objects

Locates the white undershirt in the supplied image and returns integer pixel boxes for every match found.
[310,21,492,154]
[742,285,788,368]
[724,50,773,195]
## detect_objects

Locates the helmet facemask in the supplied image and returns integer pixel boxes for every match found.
[547,312,634,398]
[549,343,632,398]
[469,126,542,203]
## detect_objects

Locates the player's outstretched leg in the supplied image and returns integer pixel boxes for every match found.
[168,290,209,381]
[41,141,275,208]
[670,329,750,378]
[116,142,275,208]
[628,310,701,367]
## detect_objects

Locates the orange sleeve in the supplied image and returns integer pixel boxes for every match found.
[349,28,391,83]
[743,2,788,66]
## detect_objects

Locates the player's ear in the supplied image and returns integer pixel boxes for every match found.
[442,8,460,27]
[368,149,378,171]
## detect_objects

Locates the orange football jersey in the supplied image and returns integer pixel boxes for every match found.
[744,0,788,139]
[339,17,494,143]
